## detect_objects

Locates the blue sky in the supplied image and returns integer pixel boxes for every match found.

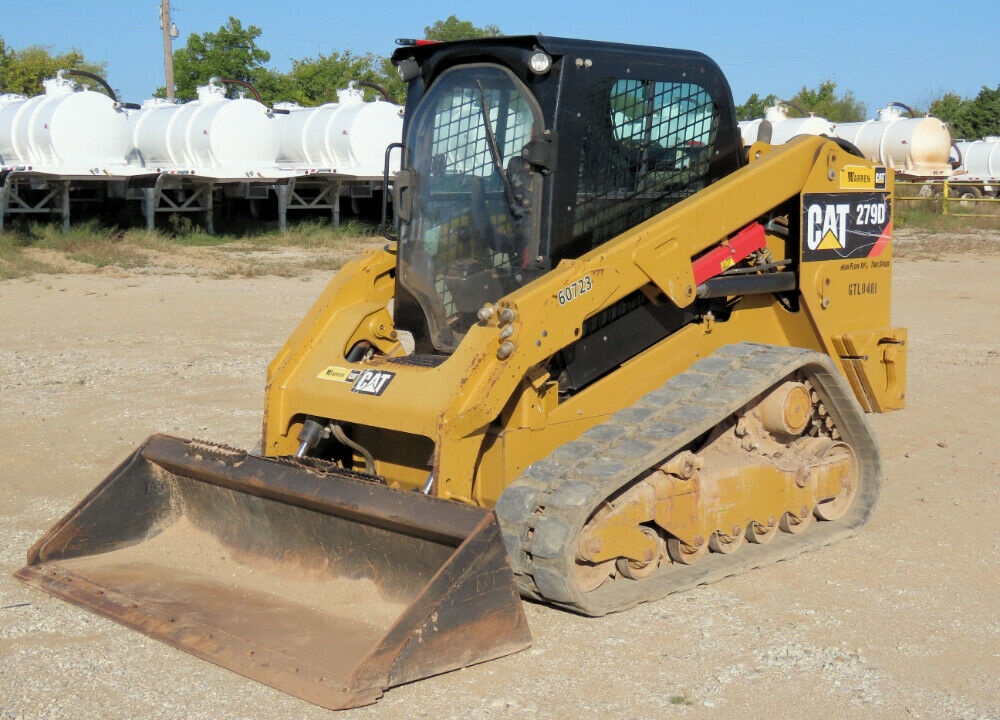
[1,0,995,116]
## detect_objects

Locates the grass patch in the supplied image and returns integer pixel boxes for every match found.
[154,214,380,248]
[0,217,382,279]
[0,231,62,279]
[231,218,380,248]
[895,199,1000,232]
[53,229,149,269]
[20,220,150,268]
[143,217,380,253]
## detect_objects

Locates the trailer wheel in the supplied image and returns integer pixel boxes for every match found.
[950,185,982,199]
[951,185,982,209]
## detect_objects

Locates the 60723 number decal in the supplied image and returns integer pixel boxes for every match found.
[558,275,593,305]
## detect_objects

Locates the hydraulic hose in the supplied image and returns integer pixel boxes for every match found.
[218,77,262,102]
[889,101,917,118]
[354,81,393,103]
[329,424,375,475]
[62,69,118,102]
[61,69,140,109]
[215,77,290,114]
[777,99,808,117]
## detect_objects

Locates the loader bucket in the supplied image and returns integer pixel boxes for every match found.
[15,434,531,710]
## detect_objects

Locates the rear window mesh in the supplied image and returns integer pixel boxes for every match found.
[574,80,718,250]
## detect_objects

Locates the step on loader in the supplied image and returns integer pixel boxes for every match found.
[17,35,907,710]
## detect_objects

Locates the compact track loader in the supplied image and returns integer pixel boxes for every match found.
[17,36,907,710]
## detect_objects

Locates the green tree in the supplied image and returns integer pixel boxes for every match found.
[789,80,866,122]
[929,86,1000,140]
[283,51,400,106]
[962,85,1000,139]
[160,17,272,101]
[252,67,301,105]
[0,38,104,97]
[929,92,970,138]
[735,92,779,121]
[379,57,407,104]
[423,15,502,41]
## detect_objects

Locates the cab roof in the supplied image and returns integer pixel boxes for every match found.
[390,34,721,79]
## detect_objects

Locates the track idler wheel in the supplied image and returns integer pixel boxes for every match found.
[746,517,779,544]
[616,527,667,579]
[666,536,708,564]
[708,526,745,554]
[759,381,812,436]
[812,441,860,521]
[574,559,615,592]
[779,506,814,534]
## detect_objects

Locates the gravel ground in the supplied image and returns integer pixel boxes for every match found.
[1,230,998,719]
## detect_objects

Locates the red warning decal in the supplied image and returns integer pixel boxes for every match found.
[692,222,767,285]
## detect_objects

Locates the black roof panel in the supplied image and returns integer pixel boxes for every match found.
[390,34,718,70]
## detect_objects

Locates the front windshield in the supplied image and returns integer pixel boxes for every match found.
[398,64,543,352]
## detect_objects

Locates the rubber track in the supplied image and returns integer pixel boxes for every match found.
[494,342,882,616]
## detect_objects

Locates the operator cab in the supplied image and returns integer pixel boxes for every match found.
[390,35,743,354]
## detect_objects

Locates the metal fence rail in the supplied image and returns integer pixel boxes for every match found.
[896,179,1000,218]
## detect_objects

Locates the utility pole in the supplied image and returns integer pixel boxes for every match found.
[160,0,176,101]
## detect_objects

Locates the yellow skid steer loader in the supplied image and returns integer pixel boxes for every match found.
[17,35,907,710]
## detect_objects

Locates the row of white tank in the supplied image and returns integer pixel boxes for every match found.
[0,73,403,179]
[952,137,1000,182]
[3,74,997,189]
[739,102,958,179]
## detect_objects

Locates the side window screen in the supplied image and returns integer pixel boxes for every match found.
[574,78,718,251]
[430,84,535,179]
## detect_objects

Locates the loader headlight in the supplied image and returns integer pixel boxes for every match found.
[396,57,420,82]
[528,50,552,75]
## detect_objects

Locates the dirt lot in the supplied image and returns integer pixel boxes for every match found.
[1,230,998,720]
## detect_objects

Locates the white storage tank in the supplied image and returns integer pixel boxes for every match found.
[833,104,952,178]
[0,94,30,167]
[954,137,1000,177]
[274,83,403,177]
[738,118,764,147]
[0,73,131,172]
[767,105,835,145]
[738,103,835,146]
[129,79,280,176]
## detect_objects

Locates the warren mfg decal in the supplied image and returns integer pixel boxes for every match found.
[317,366,358,382]
[839,165,887,190]
[802,192,891,261]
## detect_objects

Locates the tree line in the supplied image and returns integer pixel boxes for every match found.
[1,17,996,138]
[0,37,104,94]
[736,82,866,123]
[0,16,497,106]
[928,89,1000,141]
